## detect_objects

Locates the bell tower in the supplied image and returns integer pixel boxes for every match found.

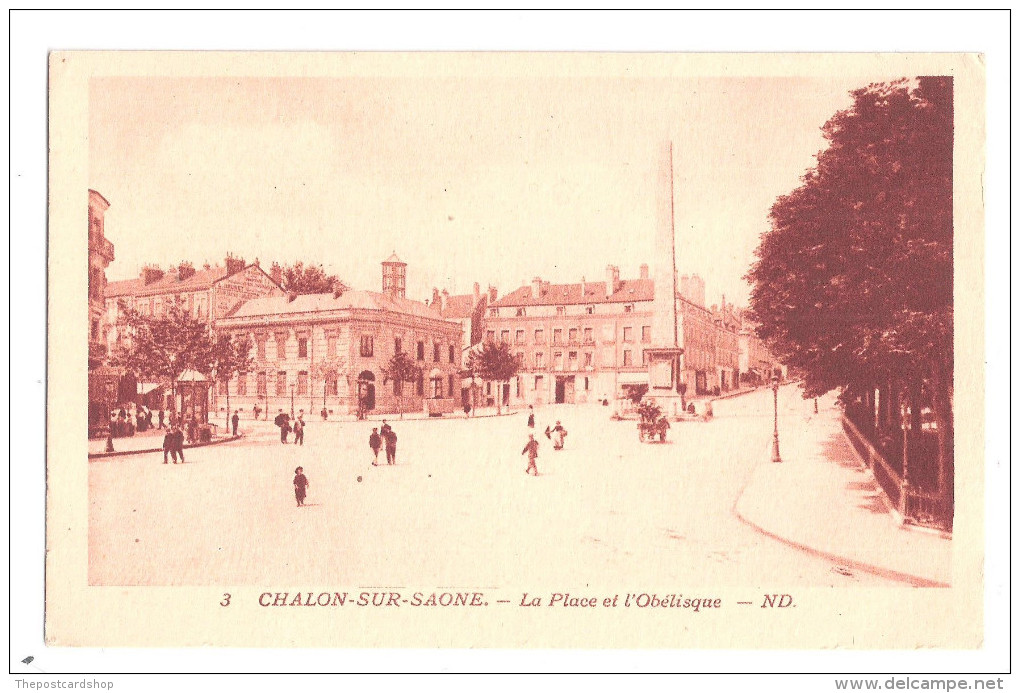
[382,252,407,299]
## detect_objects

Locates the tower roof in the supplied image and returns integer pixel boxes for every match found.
[383,252,405,265]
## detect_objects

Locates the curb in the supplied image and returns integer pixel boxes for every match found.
[88,434,244,460]
[302,410,522,424]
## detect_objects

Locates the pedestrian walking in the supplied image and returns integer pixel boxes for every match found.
[527,405,535,429]
[551,421,567,450]
[171,425,186,463]
[162,427,175,464]
[380,420,392,437]
[320,407,328,421]
[293,466,309,507]
[253,404,262,421]
[231,410,240,437]
[158,409,165,429]
[274,410,290,444]
[384,428,398,465]
[186,415,198,444]
[293,414,305,446]
[522,434,539,476]
[369,428,382,466]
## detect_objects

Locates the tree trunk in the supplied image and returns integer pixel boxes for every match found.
[225,381,230,430]
[929,363,954,497]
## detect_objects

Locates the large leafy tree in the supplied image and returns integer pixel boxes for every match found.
[466,341,523,415]
[271,261,349,295]
[109,300,219,412]
[746,77,953,493]
[381,351,422,419]
[210,333,255,429]
[311,355,348,411]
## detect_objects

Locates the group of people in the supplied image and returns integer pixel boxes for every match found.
[521,405,569,476]
[274,410,306,445]
[368,421,398,466]
[161,425,187,464]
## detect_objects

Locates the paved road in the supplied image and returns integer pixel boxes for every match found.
[89,386,898,587]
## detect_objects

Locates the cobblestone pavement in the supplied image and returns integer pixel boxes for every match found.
[89,388,917,587]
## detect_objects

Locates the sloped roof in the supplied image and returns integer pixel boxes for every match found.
[383,252,405,264]
[225,289,446,322]
[492,278,655,307]
[106,265,231,297]
[439,294,478,319]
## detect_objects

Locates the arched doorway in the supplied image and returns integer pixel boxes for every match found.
[357,370,376,414]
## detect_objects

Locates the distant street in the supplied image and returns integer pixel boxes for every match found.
[89,386,900,587]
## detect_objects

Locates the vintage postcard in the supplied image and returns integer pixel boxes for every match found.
[47,51,985,651]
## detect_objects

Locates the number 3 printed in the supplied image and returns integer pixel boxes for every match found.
[220,593,231,607]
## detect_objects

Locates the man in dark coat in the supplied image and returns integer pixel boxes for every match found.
[274,410,290,443]
[169,425,185,463]
[369,428,382,466]
[293,414,305,446]
[527,405,535,429]
[522,434,539,476]
[384,428,398,465]
[163,428,175,464]
[231,410,240,437]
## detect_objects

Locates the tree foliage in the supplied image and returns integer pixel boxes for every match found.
[271,261,349,295]
[466,341,523,414]
[109,300,219,400]
[746,77,953,491]
[382,351,422,418]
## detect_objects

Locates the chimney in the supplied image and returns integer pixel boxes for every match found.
[270,263,283,286]
[141,265,164,285]
[488,285,498,303]
[605,265,620,297]
[639,264,649,280]
[581,276,586,296]
[531,277,542,299]
[177,261,196,281]
[224,254,246,275]
[432,288,440,307]
[441,289,449,311]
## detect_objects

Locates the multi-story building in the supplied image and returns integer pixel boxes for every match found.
[216,255,463,417]
[88,189,115,367]
[431,283,492,406]
[485,264,762,406]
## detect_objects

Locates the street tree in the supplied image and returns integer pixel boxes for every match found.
[466,341,523,414]
[210,333,255,430]
[381,351,422,420]
[311,355,348,413]
[270,261,349,295]
[109,300,218,415]
[746,77,953,494]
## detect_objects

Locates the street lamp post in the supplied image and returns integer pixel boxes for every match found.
[290,385,295,419]
[770,375,783,463]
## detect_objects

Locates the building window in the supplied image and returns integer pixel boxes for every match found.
[326,376,338,396]
[485,382,492,396]
[642,349,649,366]
[583,327,593,344]
[515,329,525,345]
[568,327,578,344]
[394,337,402,354]
[534,329,545,345]
[584,352,593,368]
[534,375,543,390]
[448,344,456,363]
[500,330,510,344]
[554,352,563,370]
[276,371,288,396]
[584,376,590,391]
[298,337,308,358]
[623,350,633,366]
[237,373,247,396]
[486,330,495,342]
[556,306,565,316]
[297,371,308,396]
[623,326,633,342]
[218,380,228,396]
[534,352,545,368]
[586,305,594,314]
[416,375,424,396]
[326,334,337,358]
[90,319,100,341]
[256,336,267,360]
[275,332,287,359]
[448,374,455,397]
[432,378,443,398]
[553,328,563,345]
[256,372,267,396]
[433,342,441,362]
[642,326,651,343]
[489,308,499,317]
[417,341,425,360]
[516,307,526,317]
[568,351,578,370]
[516,352,525,369]
[360,335,374,357]
[624,304,634,313]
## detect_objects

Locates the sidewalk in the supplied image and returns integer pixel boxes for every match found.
[733,389,952,587]
[88,429,241,458]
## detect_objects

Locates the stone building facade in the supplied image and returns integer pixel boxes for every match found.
[88,189,115,367]
[216,259,463,417]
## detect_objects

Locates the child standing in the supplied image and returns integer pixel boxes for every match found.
[293,467,309,507]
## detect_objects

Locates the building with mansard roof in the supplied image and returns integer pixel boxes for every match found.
[215,257,462,418]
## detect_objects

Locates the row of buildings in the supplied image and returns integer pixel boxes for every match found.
[88,187,782,430]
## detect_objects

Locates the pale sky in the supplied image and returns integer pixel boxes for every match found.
[90,74,869,306]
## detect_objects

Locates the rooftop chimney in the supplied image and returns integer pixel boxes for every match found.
[488,285,498,303]
[141,265,164,285]
[224,254,246,275]
[605,265,620,297]
[270,263,283,286]
[473,282,481,303]
[432,288,441,308]
[639,264,649,280]
[177,261,196,281]
[531,277,542,299]
[441,288,449,311]
[581,276,586,296]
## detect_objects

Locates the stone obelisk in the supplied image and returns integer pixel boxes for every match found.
[646,141,685,417]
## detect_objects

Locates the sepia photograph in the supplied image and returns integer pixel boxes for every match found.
[21,10,1006,677]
